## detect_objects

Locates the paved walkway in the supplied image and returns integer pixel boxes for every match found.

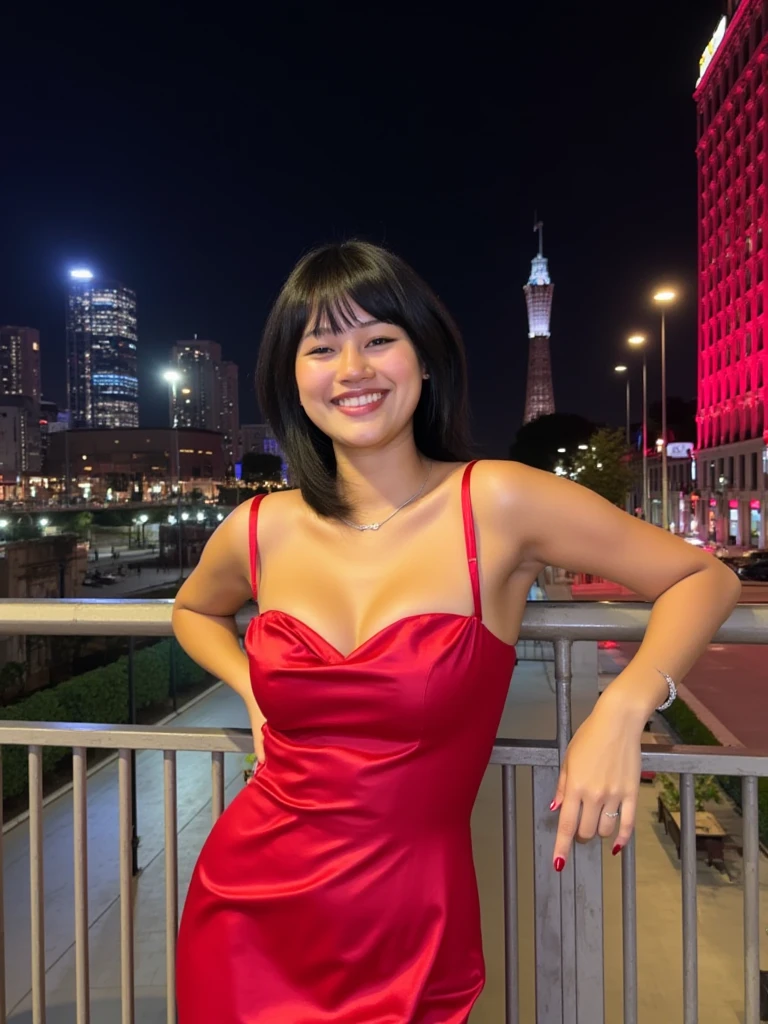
[3,660,767,1022]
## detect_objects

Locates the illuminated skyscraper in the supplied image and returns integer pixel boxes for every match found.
[219,360,239,467]
[66,270,138,428]
[522,222,556,424]
[169,339,240,466]
[0,326,41,401]
[170,339,222,431]
[694,0,767,547]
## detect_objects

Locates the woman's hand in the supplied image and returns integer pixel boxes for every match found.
[551,692,644,870]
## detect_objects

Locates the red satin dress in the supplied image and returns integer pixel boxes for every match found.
[176,461,517,1023]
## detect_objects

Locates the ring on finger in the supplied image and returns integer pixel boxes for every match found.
[603,809,620,819]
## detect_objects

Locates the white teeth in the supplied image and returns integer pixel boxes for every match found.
[336,392,384,408]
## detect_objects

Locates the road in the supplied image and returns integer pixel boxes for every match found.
[599,581,768,749]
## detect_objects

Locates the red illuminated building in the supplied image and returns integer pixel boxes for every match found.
[694,0,768,547]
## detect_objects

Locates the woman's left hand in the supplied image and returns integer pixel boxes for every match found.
[551,697,644,871]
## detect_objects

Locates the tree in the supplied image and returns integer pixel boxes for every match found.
[241,452,283,484]
[509,413,597,472]
[566,427,632,507]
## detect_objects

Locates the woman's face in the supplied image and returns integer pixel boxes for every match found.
[294,300,425,452]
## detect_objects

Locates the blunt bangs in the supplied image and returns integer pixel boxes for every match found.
[256,240,474,518]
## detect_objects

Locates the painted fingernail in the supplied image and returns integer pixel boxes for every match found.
[554,857,565,872]
[549,799,560,811]
[612,844,623,856]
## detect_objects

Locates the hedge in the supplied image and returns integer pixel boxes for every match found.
[663,699,768,848]
[0,640,207,801]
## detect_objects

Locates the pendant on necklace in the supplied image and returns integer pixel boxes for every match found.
[362,523,380,531]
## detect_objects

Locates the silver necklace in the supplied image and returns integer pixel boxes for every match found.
[339,462,433,531]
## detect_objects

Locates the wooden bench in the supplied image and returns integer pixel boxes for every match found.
[657,797,728,868]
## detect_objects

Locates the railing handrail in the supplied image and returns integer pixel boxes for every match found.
[0,597,765,643]
[2,721,768,768]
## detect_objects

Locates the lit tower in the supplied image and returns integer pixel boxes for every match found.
[523,221,556,423]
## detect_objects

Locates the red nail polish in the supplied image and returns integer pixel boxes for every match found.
[549,799,559,811]
[612,844,622,856]
[554,857,565,872]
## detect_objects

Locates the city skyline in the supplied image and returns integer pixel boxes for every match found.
[0,0,729,456]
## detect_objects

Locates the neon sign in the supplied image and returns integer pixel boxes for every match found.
[697,17,727,86]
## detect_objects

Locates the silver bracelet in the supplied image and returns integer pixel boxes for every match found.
[655,669,677,711]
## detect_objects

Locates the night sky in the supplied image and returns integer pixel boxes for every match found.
[1,0,725,456]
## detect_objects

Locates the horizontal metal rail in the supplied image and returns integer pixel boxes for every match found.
[1,722,767,771]
[0,597,764,643]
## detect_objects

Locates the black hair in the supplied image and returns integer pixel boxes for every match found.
[256,240,473,518]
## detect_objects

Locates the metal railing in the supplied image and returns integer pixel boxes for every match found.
[0,598,766,1024]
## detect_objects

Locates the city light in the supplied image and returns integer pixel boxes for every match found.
[39,518,49,527]
[163,369,181,384]
[0,519,8,529]
[181,512,189,521]
[216,513,224,521]
[557,447,566,453]
[196,512,205,522]
[653,289,677,304]
[578,444,588,450]
[628,334,646,346]
[70,268,94,280]
[139,514,148,524]
[614,365,627,373]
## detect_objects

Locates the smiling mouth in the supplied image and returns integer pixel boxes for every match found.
[332,391,387,409]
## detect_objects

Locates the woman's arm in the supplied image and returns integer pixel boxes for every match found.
[171,499,267,760]
[485,461,741,864]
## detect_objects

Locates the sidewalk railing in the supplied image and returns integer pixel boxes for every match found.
[0,598,766,1024]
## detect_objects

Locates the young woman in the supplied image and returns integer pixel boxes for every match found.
[173,241,740,1023]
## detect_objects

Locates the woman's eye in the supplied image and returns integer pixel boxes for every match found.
[367,336,396,347]
[307,346,333,355]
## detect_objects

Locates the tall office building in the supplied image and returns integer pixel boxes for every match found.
[170,339,222,431]
[0,326,41,402]
[522,222,556,424]
[694,0,768,547]
[219,361,239,466]
[169,340,239,465]
[66,270,138,428]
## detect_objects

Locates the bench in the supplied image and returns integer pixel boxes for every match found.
[657,797,728,868]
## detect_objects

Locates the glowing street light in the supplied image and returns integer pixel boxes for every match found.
[626,334,649,520]
[613,365,632,511]
[653,289,678,530]
[162,369,184,582]
[0,519,8,529]
[557,447,566,453]
[39,518,49,528]
[70,268,93,280]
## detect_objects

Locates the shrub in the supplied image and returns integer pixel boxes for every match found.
[1,639,208,801]
[662,699,768,848]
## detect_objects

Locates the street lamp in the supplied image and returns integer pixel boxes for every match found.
[628,335,648,521]
[614,365,631,514]
[162,370,184,583]
[653,288,677,530]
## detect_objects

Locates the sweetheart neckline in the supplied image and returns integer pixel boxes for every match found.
[250,607,518,663]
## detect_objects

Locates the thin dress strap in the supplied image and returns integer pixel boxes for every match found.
[460,460,482,620]
[248,494,268,602]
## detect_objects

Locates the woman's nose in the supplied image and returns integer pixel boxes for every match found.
[339,345,372,380]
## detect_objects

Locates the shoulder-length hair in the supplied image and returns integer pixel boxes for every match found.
[256,240,473,518]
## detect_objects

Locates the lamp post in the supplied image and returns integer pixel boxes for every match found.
[628,335,648,520]
[653,289,677,530]
[614,365,631,514]
[162,370,184,583]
